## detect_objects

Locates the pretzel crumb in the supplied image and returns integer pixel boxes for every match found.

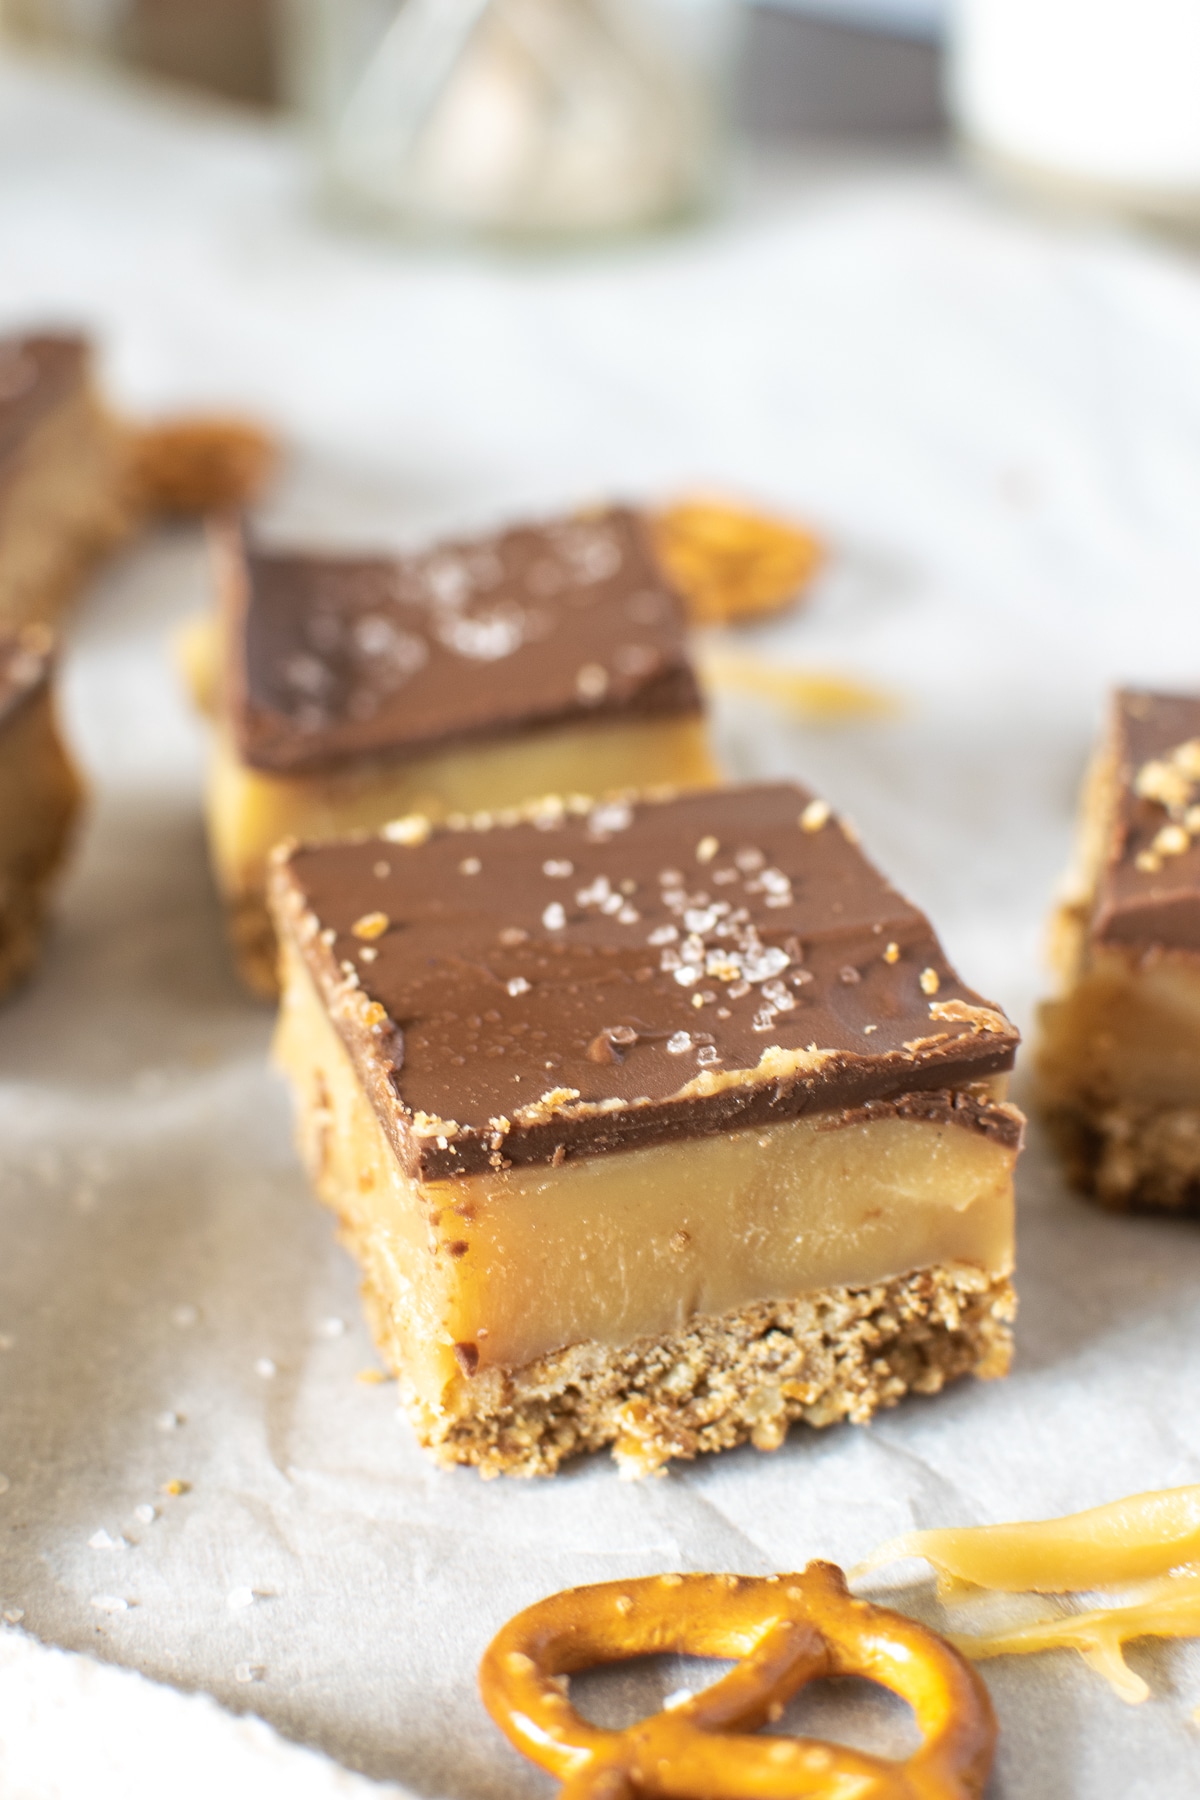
[132,416,277,515]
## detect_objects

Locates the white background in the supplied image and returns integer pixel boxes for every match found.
[3,46,1200,1800]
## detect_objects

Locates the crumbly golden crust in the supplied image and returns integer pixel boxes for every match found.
[1044,1098,1200,1214]
[0,880,53,996]
[360,1261,1014,1479]
[0,669,83,999]
[224,889,278,999]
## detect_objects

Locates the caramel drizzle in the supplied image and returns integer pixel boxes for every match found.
[854,1483,1200,1705]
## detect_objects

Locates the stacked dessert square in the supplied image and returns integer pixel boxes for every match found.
[0,330,123,993]
[1040,689,1200,1213]
[0,626,83,995]
[269,783,1021,1476]
[200,508,717,993]
[0,332,136,631]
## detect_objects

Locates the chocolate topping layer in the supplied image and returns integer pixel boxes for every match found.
[0,333,89,473]
[272,783,1020,1178]
[1092,690,1200,953]
[226,507,702,776]
[0,625,54,729]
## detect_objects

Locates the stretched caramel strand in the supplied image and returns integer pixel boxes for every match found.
[701,646,899,721]
[948,1573,1200,1706]
[480,1562,996,1800]
[853,1485,1200,1705]
[852,1484,1200,1593]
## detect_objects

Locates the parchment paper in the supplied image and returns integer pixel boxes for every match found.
[4,50,1200,1800]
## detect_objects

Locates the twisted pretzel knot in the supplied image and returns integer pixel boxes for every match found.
[479,1561,995,1800]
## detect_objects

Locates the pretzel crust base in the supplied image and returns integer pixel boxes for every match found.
[0,678,84,998]
[1041,1092,1200,1215]
[376,1261,1013,1479]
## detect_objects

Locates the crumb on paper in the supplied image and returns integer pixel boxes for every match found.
[90,1595,130,1615]
[351,911,390,941]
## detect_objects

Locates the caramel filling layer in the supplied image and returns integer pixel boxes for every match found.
[207,714,717,907]
[1040,715,1200,1112]
[1039,948,1200,1111]
[276,951,1016,1411]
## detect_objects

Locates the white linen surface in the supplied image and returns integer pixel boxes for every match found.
[3,51,1200,1800]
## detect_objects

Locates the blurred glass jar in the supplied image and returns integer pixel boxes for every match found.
[949,0,1200,226]
[278,0,741,241]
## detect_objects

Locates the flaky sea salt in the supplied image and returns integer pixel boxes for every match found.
[90,1595,129,1614]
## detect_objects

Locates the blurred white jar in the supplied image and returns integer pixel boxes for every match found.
[949,0,1200,221]
[280,0,740,241]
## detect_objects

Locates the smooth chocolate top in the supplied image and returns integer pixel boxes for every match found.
[227,508,702,775]
[0,625,54,730]
[1092,689,1200,952]
[273,783,1019,1178]
[0,333,89,472]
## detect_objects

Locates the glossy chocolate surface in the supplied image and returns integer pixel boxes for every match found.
[228,508,702,775]
[0,626,53,729]
[1093,689,1200,952]
[275,783,1019,1176]
[0,333,88,472]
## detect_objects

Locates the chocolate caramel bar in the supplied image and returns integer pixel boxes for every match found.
[270,783,1021,1477]
[1040,689,1200,1211]
[201,508,718,993]
[0,333,135,631]
[0,626,84,995]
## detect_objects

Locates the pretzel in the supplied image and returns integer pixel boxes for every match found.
[651,497,824,626]
[479,1561,996,1799]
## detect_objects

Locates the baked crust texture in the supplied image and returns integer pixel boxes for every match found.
[362,1260,1014,1479]
[0,649,84,998]
[1044,1098,1200,1215]
[226,888,278,998]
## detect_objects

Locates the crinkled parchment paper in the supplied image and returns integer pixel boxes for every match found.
[3,53,1200,1800]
